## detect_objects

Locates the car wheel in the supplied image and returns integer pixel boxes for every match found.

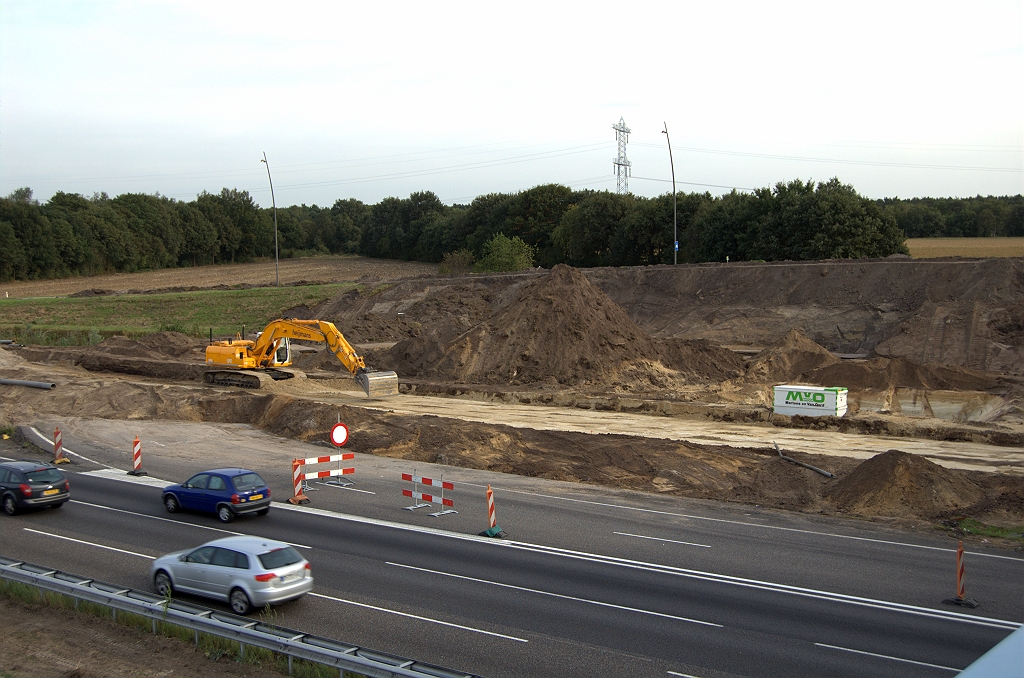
[229,588,251,615]
[217,505,235,523]
[164,494,180,513]
[2,495,17,516]
[256,507,270,516]
[154,571,173,597]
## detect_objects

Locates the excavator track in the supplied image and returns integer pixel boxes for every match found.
[203,369,299,388]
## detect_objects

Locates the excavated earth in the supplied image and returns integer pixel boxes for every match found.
[3,257,1024,534]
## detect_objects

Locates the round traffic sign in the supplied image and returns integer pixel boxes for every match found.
[330,422,349,447]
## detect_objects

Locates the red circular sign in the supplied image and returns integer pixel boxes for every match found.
[330,423,349,447]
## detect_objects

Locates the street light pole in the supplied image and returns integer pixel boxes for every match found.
[261,152,280,287]
[662,122,677,265]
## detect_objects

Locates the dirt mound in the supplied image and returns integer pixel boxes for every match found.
[0,347,25,368]
[386,264,666,386]
[826,450,985,518]
[94,332,201,359]
[654,338,746,382]
[804,356,1002,392]
[744,328,840,384]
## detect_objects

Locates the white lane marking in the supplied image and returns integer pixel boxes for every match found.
[387,562,721,628]
[64,470,1024,630]
[0,455,15,461]
[815,642,961,672]
[27,427,111,468]
[458,482,1023,562]
[275,501,1023,630]
[68,500,311,550]
[23,528,155,559]
[615,532,711,548]
[315,482,375,495]
[667,672,703,678]
[79,468,171,489]
[308,592,527,643]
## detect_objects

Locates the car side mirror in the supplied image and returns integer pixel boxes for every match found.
[178,555,186,561]
[182,483,191,489]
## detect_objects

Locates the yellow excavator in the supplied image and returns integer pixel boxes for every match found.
[204,319,399,397]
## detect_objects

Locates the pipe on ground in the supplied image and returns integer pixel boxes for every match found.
[0,379,56,390]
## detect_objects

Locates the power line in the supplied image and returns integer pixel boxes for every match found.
[630,142,1023,172]
[631,176,754,191]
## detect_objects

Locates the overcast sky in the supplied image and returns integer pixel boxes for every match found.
[2,1,1022,208]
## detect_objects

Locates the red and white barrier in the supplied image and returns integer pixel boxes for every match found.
[288,459,309,505]
[128,436,147,476]
[53,427,69,464]
[942,540,979,608]
[402,471,456,516]
[482,484,505,538]
[298,453,355,491]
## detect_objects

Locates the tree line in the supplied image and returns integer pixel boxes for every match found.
[1,181,1020,282]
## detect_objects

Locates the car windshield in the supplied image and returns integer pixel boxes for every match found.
[232,473,266,492]
[258,547,302,570]
[26,468,64,483]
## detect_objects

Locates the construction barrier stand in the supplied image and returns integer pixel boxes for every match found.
[53,427,69,464]
[298,453,356,492]
[287,459,310,505]
[942,540,980,608]
[402,471,457,516]
[127,436,147,476]
[482,484,506,538]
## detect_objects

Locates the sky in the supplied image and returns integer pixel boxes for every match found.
[1,1,1022,208]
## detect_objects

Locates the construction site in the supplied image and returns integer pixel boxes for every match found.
[2,254,1022,538]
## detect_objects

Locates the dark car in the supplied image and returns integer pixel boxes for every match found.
[0,460,71,515]
[162,468,271,523]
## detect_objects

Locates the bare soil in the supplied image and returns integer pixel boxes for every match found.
[2,256,1023,530]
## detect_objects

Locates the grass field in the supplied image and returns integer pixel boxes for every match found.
[906,237,1024,259]
[0,283,352,343]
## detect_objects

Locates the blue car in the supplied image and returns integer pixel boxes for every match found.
[162,468,271,523]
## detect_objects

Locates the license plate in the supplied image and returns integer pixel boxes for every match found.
[281,572,300,582]
[43,489,60,496]
[249,494,263,501]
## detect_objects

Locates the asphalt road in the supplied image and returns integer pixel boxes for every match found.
[2,438,1021,677]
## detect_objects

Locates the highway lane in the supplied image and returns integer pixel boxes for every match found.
[1,472,1018,678]
[23,419,1024,623]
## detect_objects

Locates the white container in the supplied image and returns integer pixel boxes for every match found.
[773,385,848,417]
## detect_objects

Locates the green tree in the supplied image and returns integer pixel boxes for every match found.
[473,233,535,272]
[552,191,634,268]
[0,220,27,280]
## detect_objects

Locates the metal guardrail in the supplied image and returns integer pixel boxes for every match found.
[0,556,479,678]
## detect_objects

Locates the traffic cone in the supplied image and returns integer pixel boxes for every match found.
[53,427,70,464]
[480,484,506,538]
[127,436,147,476]
[942,541,980,608]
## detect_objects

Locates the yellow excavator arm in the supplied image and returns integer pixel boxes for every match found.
[205,319,398,397]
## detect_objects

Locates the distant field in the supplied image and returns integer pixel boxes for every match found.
[906,237,1024,259]
[0,254,437,299]
[0,283,352,341]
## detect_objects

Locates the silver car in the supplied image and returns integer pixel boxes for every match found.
[150,535,313,614]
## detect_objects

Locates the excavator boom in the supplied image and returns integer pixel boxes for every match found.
[204,319,398,397]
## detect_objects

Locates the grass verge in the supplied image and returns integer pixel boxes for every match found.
[941,517,1024,542]
[0,283,353,342]
[0,577,362,678]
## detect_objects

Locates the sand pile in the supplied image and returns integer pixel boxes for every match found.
[0,347,26,368]
[385,264,675,387]
[654,338,746,383]
[744,328,840,384]
[826,450,985,518]
[805,356,1001,392]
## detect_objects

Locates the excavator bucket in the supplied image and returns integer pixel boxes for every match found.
[355,370,399,397]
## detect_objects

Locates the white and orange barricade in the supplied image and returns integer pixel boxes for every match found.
[482,484,506,538]
[128,436,147,476]
[297,453,356,493]
[402,470,456,517]
[288,459,310,505]
[942,540,980,608]
[53,426,69,464]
